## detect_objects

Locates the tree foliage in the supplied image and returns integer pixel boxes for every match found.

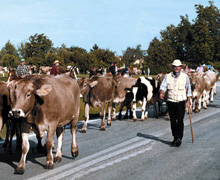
[0,1,219,73]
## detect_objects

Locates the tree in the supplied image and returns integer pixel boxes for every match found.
[0,41,19,67]
[19,33,53,61]
[122,44,145,67]
[0,40,18,56]
[1,54,19,68]
[145,37,175,74]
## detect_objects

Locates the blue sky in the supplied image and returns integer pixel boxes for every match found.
[0,0,219,55]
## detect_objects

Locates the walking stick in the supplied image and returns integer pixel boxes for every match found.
[188,108,194,143]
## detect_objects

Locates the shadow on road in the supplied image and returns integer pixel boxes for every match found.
[0,140,46,173]
[137,132,172,146]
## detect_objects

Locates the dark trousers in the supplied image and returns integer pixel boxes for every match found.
[167,101,186,140]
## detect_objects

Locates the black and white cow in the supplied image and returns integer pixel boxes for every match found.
[131,77,154,121]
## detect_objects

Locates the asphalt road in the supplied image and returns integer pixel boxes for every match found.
[0,84,220,180]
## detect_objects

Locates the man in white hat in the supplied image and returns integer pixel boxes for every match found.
[160,59,191,147]
[50,60,61,76]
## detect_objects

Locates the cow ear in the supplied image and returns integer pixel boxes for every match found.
[90,81,98,88]
[7,80,16,91]
[36,85,52,96]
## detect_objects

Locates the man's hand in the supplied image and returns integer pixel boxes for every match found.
[160,91,165,100]
[186,99,191,108]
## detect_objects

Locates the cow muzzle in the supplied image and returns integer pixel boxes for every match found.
[9,109,25,118]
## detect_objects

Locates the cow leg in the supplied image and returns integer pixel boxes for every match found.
[0,111,3,132]
[3,119,11,150]
[15,118,22,151]
[107,102,112,127]
[45,130,55,169]
[124,104,129,119]
[71,117,79,158]
[36,135,46,153]
[128,103,133,119]
[81,103,89,133]
[214,82,217,95]
[141,98,147,121]
[143,102,150,121]
[54,127,63,163]
[206,90,210,105]
[119,101,127,119]
[203,91,208,109]
[100,103,106,131]
[15,133,30,174]
[112,103,116,120]
[210,88,214,102]
[118,106,123,120]
[132,102,137,121]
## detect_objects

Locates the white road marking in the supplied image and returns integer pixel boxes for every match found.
[28,137,155,180]
[70,146,154,180]
[25,108,220,180]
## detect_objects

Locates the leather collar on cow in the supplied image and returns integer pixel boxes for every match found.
[83,86,93,106]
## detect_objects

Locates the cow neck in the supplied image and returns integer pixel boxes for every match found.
[87,86,93,106]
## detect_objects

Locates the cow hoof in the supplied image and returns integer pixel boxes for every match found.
[45,163,54,169]
[14,167,25,175]
[166,117,170,121]
[107,122,111,126]
[133,118,137,121]
[112,117,116,121]
[154,116,158,119]
[141,118,144,121]
[100,127,106,131]
[81,129,87,133]
[71,149,79,158]
[54,156,62,163]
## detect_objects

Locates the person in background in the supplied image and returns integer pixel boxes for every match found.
[196,63,203,73]
[109,62,118,77]
[185,65,190,72]
[160,59,191,147]
[123,70,130,77]
[50,60,61,76]
[16,58,30,79]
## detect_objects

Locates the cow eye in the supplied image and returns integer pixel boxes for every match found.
[83,84,87,87]
[26,93,31,98]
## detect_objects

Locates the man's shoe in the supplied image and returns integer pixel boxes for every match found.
[175,139,182,147]
[171,139,176,146]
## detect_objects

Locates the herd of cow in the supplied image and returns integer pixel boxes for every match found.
[0,67,218,175]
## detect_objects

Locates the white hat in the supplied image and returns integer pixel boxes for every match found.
[172,59,183,67]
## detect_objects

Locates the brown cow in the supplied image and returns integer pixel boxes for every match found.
[0,81,23,151]
[112,76,136,119]
[58,66,68,74]
[27,65,37,74]
[189,71,217,112]
[8,74,80,174]
[190,73,211,112]
[39,66,52,74]
[78,76,115,132]
[205,71,218,102]
[89,67,104,78]
[0,82,10,131]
